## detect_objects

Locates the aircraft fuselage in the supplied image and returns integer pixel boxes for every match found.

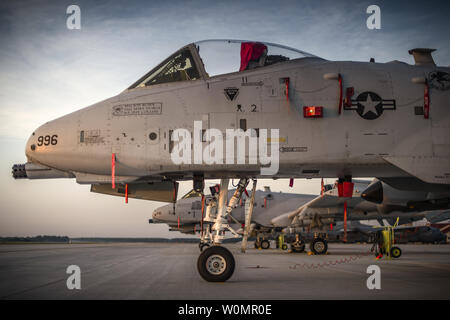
[23,56,450,186]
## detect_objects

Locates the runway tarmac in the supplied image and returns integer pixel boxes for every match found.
[0,242,449,299]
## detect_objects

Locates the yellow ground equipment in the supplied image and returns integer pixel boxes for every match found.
[278,234,288,251]
[372,217,402,259]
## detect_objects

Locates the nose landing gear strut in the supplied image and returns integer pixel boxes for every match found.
[197,178,256,282]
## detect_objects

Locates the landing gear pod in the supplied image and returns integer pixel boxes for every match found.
[197,246,235,282]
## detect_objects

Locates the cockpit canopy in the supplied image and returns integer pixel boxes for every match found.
[130,47,201,88]
[128,39,319,89]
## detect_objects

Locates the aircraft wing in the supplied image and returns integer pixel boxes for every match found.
[383,156,450,185]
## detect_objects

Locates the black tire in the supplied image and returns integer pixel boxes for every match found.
[390,246,402,258]
[310,238,328,255]
[260,239,270,250]
[291,243,305,253]
[197,246,235,282]
[199,243,210,252]
[281,244,288,250]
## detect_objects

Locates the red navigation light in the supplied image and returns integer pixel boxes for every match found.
[303,106,323,118]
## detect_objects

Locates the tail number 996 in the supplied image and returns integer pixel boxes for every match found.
[37,135,58,146]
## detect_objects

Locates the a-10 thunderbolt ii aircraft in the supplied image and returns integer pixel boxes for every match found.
[151,180,450,253]
[12,39,450,282]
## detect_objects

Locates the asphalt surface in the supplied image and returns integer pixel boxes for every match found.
[0,242,449,299]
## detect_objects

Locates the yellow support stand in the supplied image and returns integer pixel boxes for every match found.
[278,234,288,251]
[377,217,402,260]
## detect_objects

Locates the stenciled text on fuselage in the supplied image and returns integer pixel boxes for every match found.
[170,121,279,175]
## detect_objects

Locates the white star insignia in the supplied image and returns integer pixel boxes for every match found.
[360,94,381,116]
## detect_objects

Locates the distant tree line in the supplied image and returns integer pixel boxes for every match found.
[0,235,70,243]
[70,238,243,243]
[0,236,245,244]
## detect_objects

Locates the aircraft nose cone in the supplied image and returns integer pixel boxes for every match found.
[151,210,159,220]
[361,181,383,204]
[151,206,167,223]
[25,122,50,163]
[25,131,37,161]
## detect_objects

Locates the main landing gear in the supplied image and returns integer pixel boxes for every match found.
[310,237,328,255]
[290,234,305,253]
[197,178,255,282]
[285,231,328,255]
[254,239,270,250]
[309,232,328,255]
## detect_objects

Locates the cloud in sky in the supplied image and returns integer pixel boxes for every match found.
[0,0,449,237]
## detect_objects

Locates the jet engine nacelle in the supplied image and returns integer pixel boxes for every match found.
[361,179,425,205]
[361,179,449,213]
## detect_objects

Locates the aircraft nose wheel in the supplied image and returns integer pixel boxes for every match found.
[197,246,235,282]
